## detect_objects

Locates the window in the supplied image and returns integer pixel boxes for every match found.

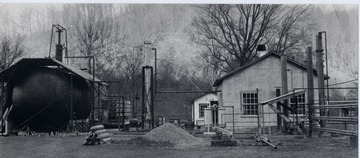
[199,103,209,118]
[290,94,306,114]
[242,92,258,115]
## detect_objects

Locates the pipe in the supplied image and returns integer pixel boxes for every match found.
[316,33,327,132]
[221,106,235,134]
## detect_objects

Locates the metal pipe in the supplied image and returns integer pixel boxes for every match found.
[319,31,330,104]
[48,25,54,57]
[156,90,221,93]
[316,33,327,131]
[98,82,101,122]
[65,29,68,64]
[141,67,145,129]
[92,57,95,126]
[57,26,61,45]
[70,72,73,132]
[118,96,123,131]
[222,106,235,134]
[150,68,154,129]
[122,96,125,131]
[151,48,157,93]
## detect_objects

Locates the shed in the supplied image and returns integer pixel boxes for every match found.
[192,93,218,126]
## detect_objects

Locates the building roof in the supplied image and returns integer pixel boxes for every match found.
[0,58,105,85]
[193,92,217,103]
[213,52,328,87]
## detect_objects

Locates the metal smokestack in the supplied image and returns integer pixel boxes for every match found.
[55,28,63,62]
[316,33,327,133]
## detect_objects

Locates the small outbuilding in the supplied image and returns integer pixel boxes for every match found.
[192,93,218,126]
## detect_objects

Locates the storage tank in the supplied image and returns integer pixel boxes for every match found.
[7,67,91,131]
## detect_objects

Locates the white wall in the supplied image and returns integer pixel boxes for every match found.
[193,93,218,126]
[216,55,320,129]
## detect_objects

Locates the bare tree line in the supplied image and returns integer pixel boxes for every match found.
[0,4,357,119]
[190,4,312,73]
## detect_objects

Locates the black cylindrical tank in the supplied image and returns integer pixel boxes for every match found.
[9,67,91,131]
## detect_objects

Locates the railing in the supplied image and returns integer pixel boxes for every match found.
[312,100,358,136]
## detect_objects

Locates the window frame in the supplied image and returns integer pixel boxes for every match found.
[199,103,209,118]
[290,93,306,115]
[241,91,259,115]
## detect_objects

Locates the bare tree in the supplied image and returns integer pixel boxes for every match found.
[190,4,311,73]
[64,4,125,75]
[0,36,25,71]
[0,35,25,112]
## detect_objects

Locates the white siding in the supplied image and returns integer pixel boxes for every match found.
[193,93,218,126]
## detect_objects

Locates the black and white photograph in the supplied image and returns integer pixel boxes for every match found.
[0,0,358,157]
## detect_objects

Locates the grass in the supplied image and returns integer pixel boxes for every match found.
[0,134,357,158]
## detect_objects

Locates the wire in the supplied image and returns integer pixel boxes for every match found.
[328,79,358,87]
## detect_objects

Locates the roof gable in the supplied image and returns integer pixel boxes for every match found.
[213,52,324,87]
[193,92,217,102]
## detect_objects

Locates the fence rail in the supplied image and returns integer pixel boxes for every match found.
[312,100,358,136]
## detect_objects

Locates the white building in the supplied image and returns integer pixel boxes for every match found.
[192,93,218,126]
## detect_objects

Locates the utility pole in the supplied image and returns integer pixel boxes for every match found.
[281,55,289,132]
[307,47,315,138]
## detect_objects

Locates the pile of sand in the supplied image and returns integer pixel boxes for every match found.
[143,123,203,146]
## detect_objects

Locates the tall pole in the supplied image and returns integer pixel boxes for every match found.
[319,31,329,104]
[70,72,73,131]
[307,47,315,138]
[276,88,282,131]
[141,67,145,129]
[152,48,157,93]
[122,96,125,131]
[316,33,327,135]
[281,55,289,132]
[150,68,154,129]
[92,57,95,126]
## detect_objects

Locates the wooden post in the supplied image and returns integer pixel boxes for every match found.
[316,34,327,135]
[281,55,288,132]
[276,88,282,131]
[307,47,315,138]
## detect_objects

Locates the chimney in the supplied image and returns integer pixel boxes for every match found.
[257,44,267,57]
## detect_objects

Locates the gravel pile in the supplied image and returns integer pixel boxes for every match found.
[143,123,203,147]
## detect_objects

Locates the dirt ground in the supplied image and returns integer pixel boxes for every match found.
[0,134,357,158]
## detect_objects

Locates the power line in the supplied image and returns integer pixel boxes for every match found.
[328,79,358,87]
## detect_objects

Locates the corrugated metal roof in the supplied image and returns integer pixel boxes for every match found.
[0,58,105,85]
